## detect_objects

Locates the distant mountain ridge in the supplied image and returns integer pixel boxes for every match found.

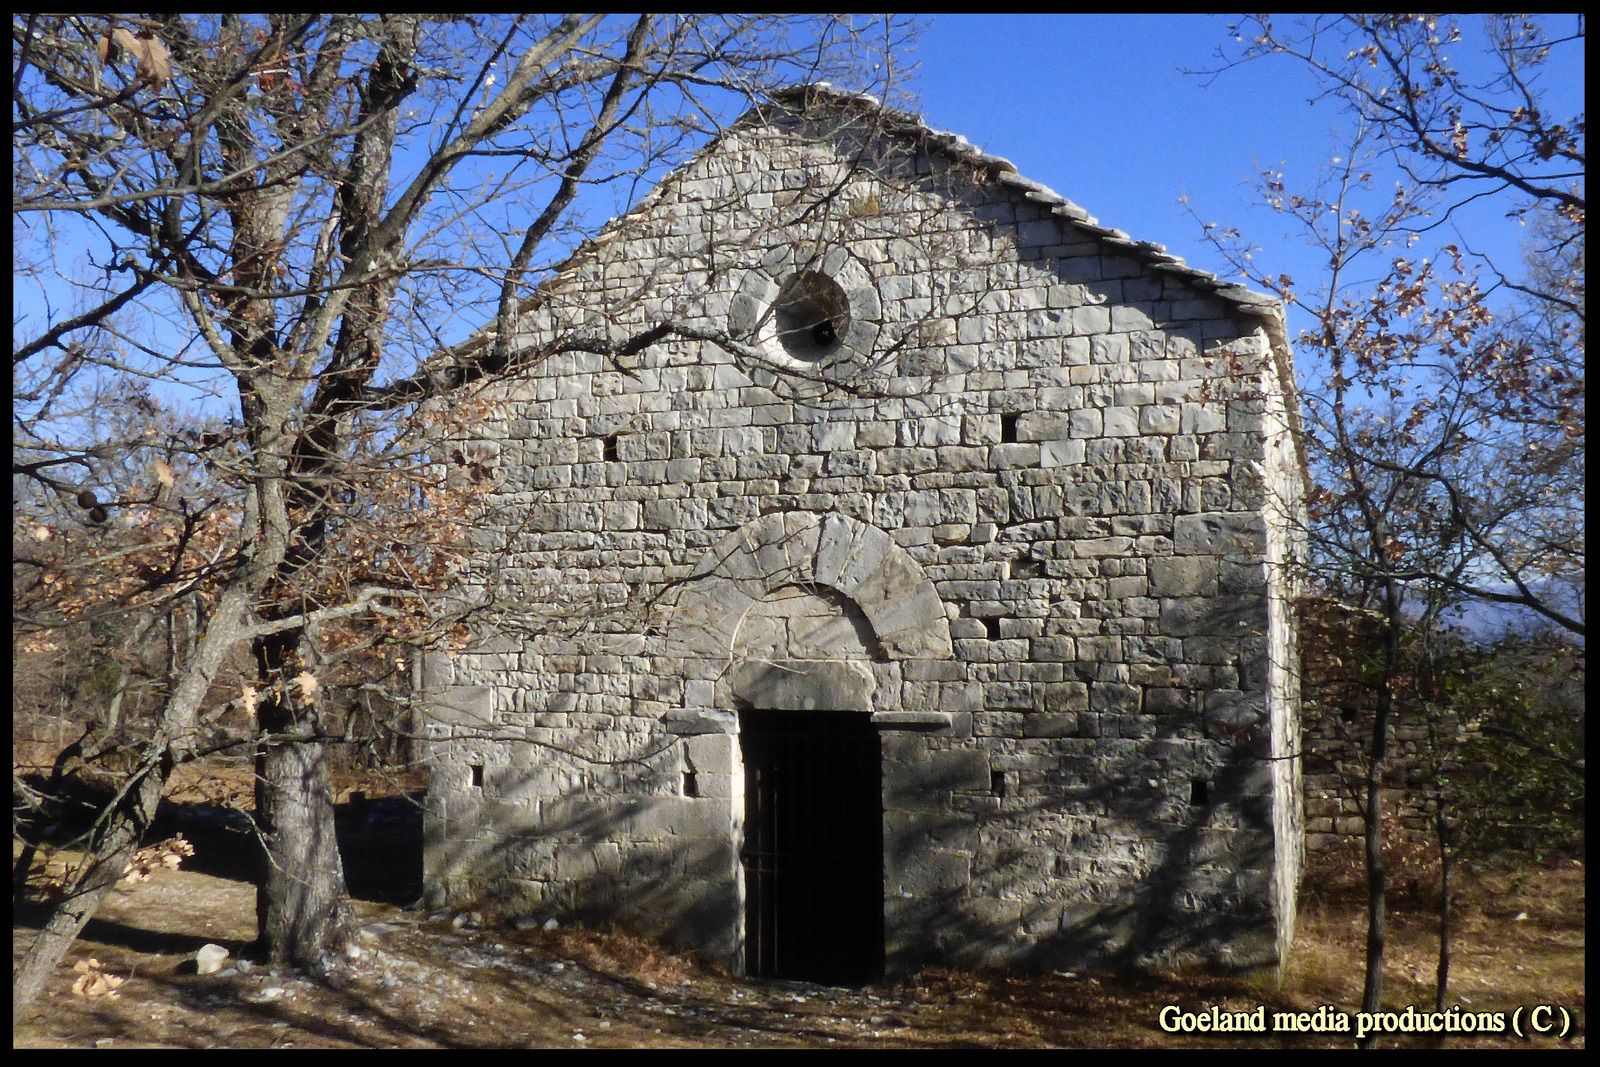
[1434,578,1585,645]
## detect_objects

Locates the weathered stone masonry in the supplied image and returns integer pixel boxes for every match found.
[422,85,1307,976]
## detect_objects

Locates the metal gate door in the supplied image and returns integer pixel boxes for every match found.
[740,708,884,984]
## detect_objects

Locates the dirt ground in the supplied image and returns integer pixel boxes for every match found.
[12,764,1586,1049]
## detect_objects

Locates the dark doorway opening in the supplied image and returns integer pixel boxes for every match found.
[739,707,884,985]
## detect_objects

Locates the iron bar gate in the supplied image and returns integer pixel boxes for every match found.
[739,708,884,985]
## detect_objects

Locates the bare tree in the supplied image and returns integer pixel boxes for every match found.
[12,11,911,1011]
[1196,12,1582,1046]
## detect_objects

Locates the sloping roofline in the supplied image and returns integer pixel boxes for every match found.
[423,81,1310,491]
[759,83,1309,491]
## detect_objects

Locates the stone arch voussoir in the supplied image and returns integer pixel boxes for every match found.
[663,512,953,664]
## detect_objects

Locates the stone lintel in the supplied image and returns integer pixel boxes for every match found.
[871,710,954,730]
[664,708,738,735]
[729,657,874,711]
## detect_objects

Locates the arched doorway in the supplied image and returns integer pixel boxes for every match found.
[657,512,957,980]
[733,585,885,983]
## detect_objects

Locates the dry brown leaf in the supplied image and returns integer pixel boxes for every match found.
[70,958,125,1000]
[108,27,172,88]
[120,835,197,885]
[292,670,320,699]
[154,459,176,489]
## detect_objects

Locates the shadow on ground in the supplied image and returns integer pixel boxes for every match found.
[15,772,425,905]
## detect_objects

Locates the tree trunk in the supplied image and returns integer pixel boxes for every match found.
[1357,760,1388,1047]
[252,633,353,968]
[254,732,353,968]
[13,761,165,1013]
[13,577,261,1013]
[1433,808,1454,1013]
[1356,592,1401,1049]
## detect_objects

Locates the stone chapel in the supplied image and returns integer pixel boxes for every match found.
[418,84,1307,983]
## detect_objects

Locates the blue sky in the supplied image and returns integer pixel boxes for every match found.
[13,14,1584,416]
[911,13,1324,273]
[908,13,1585,332]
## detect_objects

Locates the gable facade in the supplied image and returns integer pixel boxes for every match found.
[420,86,1306,978]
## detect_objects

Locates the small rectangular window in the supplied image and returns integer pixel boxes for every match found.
[682,769,700,798]
[1000,413,1021,444]
[1190,779,1210,806]
[469,763,484,789]
[1011,558,1044,579]
[982,617,1001,641]
[991,769,1009,799]
[602,434,619,462]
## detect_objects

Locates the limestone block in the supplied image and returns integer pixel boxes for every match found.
[728,658,875,711]
[1023,713,1079,738]
[870,581,951,647]
[889,847,972,895]
[1145,687,1191,715]
[1041,682,1090,713]
[1173,512,1267,556]
[1139,404,1181,435]
[1102,406,1139,437]
[1089,682,1141,714]
[1040,439,1085,468]
[688,735,736,777]
[618,796,732,839]
[1159,595,1263,638]
[1016,412,1072,441]
[884,746,989,810]
[1032,637,1076,662]
[848,545,935,619]
[419,651,454,692]
[1148,557,1218,597]
[911,680,973,714]
[664,590,744,660]
[664,708,737,735]
[1218,560,1268,594]
[813,513,882,590]
[989,443,1040,468]
[1204,690,1268,731]
[433,686,494,727]
[1071,305,1111,334]
[873,710,955,729]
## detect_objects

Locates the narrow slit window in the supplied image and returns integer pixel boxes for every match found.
[982,617,1001,641]
[1190,779,1210,807]
[682,768,700,798]
[991,769,1009,799]
[602,434,619,462]
[469,763,484,789]
[1000,413,1021,444]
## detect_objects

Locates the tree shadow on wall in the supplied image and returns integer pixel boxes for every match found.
[425,757,739,965]
[427,713,1286,985]
[885,716,1282,977]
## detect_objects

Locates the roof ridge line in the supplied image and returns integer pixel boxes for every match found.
[770,81,1283,320]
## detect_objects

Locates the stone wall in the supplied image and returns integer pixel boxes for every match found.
[1302,703,1441,853]
[422,94,1305,975]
